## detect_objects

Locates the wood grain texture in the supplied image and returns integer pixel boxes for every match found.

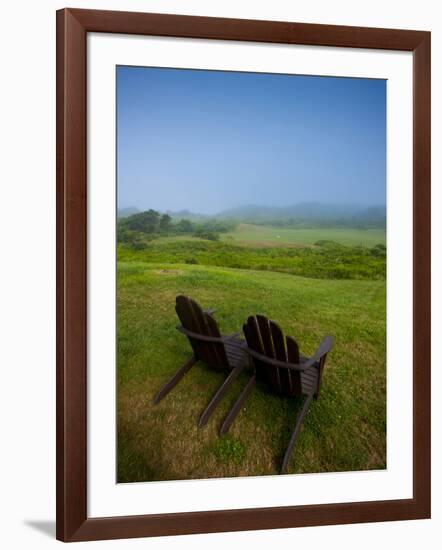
[56,8,87,542]
[70,8,426,50]
[56,7,431,542]
[412,32,431,518]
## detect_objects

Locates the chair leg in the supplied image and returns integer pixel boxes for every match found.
[220,376,256,435]
[280,394,313,474]
[153,355,197,404]
[198,365,244,428]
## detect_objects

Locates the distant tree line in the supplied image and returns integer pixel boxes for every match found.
[117,209,235,247]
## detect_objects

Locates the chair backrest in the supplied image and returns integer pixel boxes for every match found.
[243,315,303,397]
[175,295,228,370]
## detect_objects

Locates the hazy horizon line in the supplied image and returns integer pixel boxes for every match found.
[118,201,387,217]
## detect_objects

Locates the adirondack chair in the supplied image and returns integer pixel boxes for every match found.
[153,295,249,428]
[220,314,334,474]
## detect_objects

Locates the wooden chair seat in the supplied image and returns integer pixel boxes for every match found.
[300,362,320,396]
[225,337,248,370]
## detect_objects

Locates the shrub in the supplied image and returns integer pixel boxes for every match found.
[314,239,339,247]
[122,209,161,233]
[193,230,220,241]
[370,243,387,257]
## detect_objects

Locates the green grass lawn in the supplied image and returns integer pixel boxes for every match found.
[222,223,386,247]
[118,261,386,482]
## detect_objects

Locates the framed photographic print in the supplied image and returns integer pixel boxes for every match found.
[56,8,431,542]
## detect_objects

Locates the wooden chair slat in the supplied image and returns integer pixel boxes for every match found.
[178,297,214,367]
[244,317,274,386]
[175,295,198,332]
[257,315,281,391]
[206,313,228,367]
[269,320,288,394]
[286,335,300,363]
[175,296,202,358]
[286,335,302,395]
[188,297,215,365]
[191,299,217,365]
[245,316,265,353]
[190,297,209,334]
[256,315,274,357]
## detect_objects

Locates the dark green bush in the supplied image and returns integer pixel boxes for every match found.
[193,230,220,241]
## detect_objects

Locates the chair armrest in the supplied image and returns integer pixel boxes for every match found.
[302,336,334,368]
[244,336,334,371]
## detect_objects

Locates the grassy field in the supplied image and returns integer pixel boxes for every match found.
[119,236,386,281]
[222,223,386,248]
[118,259,386,482]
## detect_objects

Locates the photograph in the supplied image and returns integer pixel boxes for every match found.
[116,65,387,483]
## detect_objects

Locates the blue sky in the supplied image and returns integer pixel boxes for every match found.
[117,66,386,214]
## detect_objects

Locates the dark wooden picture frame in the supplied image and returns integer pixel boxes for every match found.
[56,8,431,542]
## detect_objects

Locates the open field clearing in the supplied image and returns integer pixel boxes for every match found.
[221,223,386,248]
